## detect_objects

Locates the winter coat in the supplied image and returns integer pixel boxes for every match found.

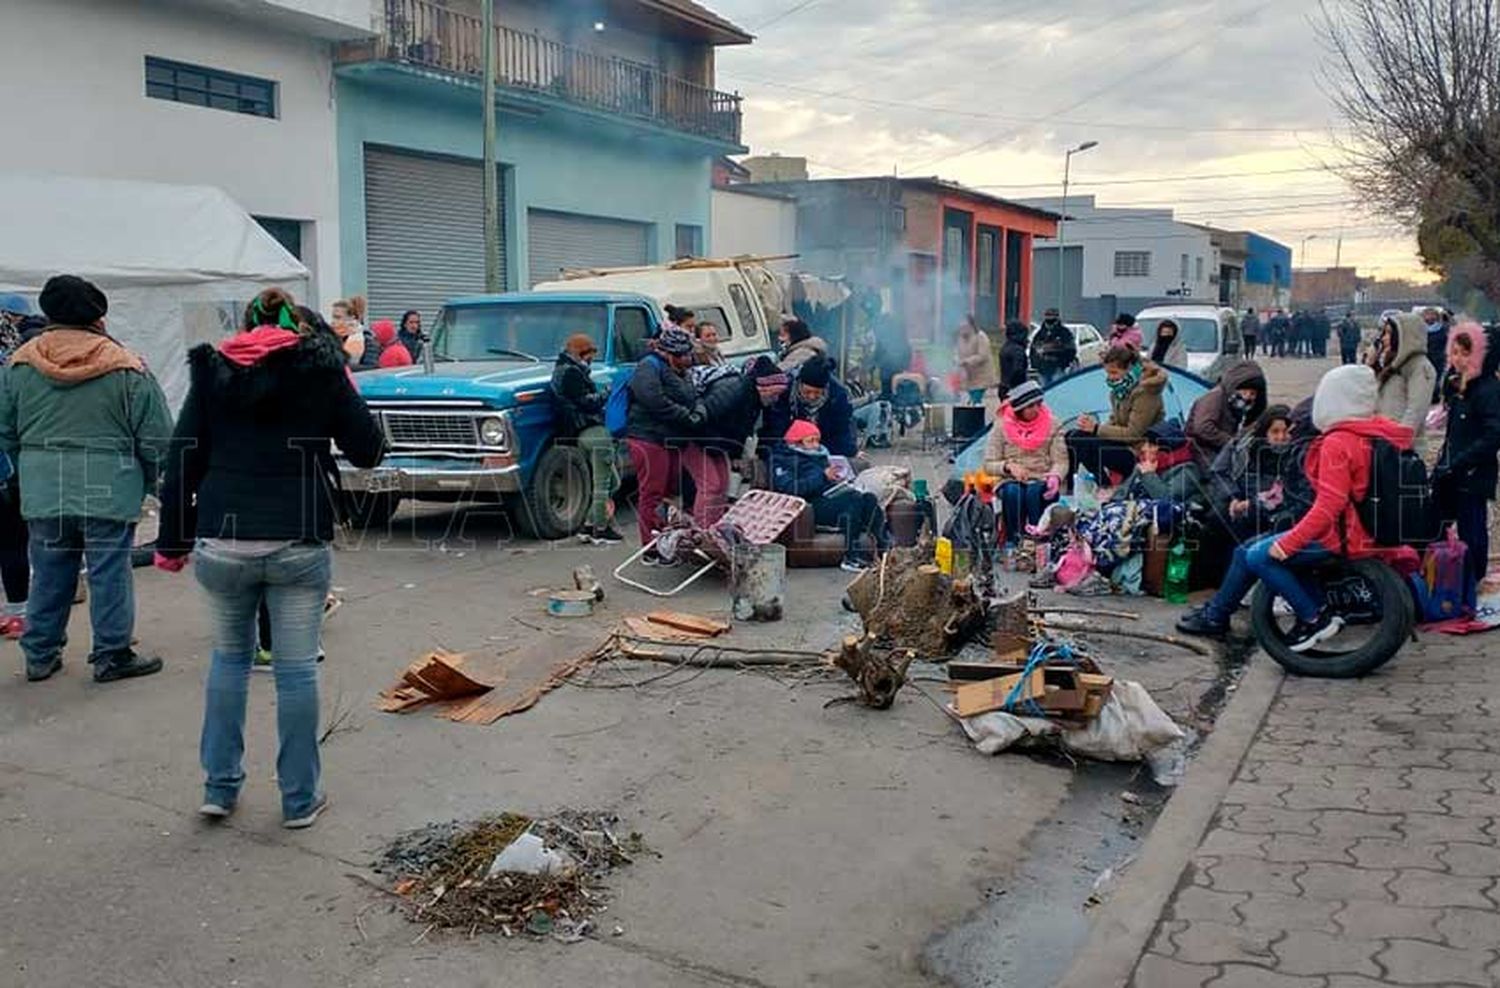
[1149,326,1187,368]
[1337,318,1362,349]
[777,335,829,373]
[398,328,424,363]
[957,328,997,390]
[998,324,1029,397]
[760,375,858,458]
[1029,319,1077,375]
[1242,313,1261,339]
[694,370,760,458]
[1434,328,1500,500]
[983,417,1068,481]
[1208,435,1311,526]
[155,330,386,555]
[0,327,174,523]
[769,444,834,500]
[355,326,382,371]
[626,354,704,447]
[1096,362,1168,442]
[1186,360,1268,464]
[1278,417,1414,557]
[1373,315,1436,436]
[1107,325,1145,351]
[549,351,604,438]
[1115,461,1208,506]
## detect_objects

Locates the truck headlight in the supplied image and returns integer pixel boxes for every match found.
[479,416,508,447]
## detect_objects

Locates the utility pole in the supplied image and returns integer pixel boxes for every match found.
[1057,140,1098,318]
[482,0,501,292]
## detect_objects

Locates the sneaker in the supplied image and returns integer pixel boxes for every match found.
[1176,607,1230,638]
[92,651,164,683]
[252,648,274,673]
[0,615,25,640]
[322,595,342,620]
[641,549,679,568]
[283,793,328,830]
[198,800,235,820]
[577,526,597,545]
[1285,610,1346,653]
[840,557,872,574]
[25,654,63,683]
[590,526,625,546]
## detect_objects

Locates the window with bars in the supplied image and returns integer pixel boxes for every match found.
[145,57,276,118]
[1114,251,1151,278]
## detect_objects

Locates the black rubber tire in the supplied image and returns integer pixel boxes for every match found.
[1250,557,1413,679]
[510,444,590,540]
[342,492,401,530]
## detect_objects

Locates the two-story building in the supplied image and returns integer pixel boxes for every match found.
[334,0,751,323]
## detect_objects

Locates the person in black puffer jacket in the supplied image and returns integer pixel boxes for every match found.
[551,334,620,543]
[155,288,385,829]
[625,326,706,557]
[692,359,765,461]
[1432,322,1500,612]
[998,319,1030,400]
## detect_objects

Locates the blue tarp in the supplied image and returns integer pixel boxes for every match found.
[951,364,1213,478]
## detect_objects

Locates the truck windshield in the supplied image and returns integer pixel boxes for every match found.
[433,302,608,362]
[1138,316,1219,354]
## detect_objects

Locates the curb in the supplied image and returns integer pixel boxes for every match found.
[1054,652,1285,988]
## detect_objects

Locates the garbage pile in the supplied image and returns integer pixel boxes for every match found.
[374,810,645,941]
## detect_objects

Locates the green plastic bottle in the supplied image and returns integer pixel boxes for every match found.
[1164,540,1192,604]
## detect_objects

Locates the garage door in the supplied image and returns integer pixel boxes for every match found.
[527,209,650,287]
[364,147,507,326]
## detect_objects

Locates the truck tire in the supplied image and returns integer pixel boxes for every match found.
[342,492,401,530]
[510,444,590,540]
[1250,558,1412,679]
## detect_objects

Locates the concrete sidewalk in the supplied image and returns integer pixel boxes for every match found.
[1125,631,1500,987]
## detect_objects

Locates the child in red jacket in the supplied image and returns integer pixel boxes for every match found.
[1177,364,1414,650]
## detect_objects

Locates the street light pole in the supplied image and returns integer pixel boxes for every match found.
[1299,234,1318,270]
[1057,140,1098,318]
[482,0,501,292]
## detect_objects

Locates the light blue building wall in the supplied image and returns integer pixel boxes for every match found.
[335,65,718,298]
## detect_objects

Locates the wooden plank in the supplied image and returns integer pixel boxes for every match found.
[644,611,730,637]
[953,669,1045,718]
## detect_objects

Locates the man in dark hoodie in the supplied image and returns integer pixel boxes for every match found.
[0,275,174,683]
[997,320,1030,401]
[1029,308,1077,386]
[1185,360,1268,466]
[551,333,621,544]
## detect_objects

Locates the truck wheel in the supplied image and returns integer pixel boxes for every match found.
[1250,558,1412,679]
[511,445,590,540]
[343,492,401,530]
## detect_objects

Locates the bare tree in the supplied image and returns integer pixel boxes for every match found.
[1321,0,1500,297]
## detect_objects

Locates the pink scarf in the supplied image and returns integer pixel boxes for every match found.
[1000,402,1053,451]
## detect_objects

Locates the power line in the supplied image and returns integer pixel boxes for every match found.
[751,0,824,31]
[961,165,1335,188]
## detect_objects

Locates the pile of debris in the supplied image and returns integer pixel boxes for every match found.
[374,810,645,941]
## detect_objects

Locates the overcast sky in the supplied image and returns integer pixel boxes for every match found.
[707,0,1426,280]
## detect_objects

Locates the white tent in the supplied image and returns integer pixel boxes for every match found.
[0,173,309,408]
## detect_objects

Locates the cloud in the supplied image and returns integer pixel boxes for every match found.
[709,0,1427,277]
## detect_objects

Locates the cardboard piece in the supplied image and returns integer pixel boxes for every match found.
[953,668,1046,718]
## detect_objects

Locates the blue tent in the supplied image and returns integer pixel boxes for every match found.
[951,364,1213,478]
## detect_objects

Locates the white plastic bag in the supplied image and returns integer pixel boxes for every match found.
[1061,681,1185,761]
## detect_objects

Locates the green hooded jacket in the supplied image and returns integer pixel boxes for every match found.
[0,327,174,522]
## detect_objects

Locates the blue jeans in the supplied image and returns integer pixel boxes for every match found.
[998,480,1047,545]
[1202,534,1333,624]
[21,516,135,667]
[195,541,332,819]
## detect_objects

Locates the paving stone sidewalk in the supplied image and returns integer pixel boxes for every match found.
[1131,634,1500,988]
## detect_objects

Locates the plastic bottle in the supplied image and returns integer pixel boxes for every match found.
[1073,466,1099,512]
[1164,540,1192,604]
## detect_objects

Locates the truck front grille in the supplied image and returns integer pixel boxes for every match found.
[382,412,480,448]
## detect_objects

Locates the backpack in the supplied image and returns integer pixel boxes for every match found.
[605,356,656,439]
[1353,437,1438,547]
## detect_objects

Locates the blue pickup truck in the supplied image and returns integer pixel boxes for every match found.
[341,290,671,538]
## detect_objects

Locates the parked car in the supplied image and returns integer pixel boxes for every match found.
[340,291,669,539]
[1134,303,1242,382]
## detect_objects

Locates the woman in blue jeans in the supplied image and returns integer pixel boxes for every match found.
[981,381,1066,545]
[156,292,384,828]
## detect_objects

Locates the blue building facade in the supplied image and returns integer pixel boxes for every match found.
[332,0,749,323]
[1243,232,1293,309]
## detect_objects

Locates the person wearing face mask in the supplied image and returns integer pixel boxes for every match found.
[692,321,726,367]
[1029,308,1077,387]
[1421,307,1450,401]
[1186,360,1268,467]
[982,381,1067,547]
[1431,323,1500,612]
[1368,314,1435,437]
[1208,405,1304,542]
[1066,345,1168,483]
[551,333,621,545]
[1149,318,1186,367]
[625,326,706,562]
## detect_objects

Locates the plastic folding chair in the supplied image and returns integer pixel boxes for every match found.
[613,491,808,597]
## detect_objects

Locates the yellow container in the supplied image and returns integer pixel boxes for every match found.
[935,536,954,575]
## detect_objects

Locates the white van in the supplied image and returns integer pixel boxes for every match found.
[533,258,782,360]
[1133,303,1243,382]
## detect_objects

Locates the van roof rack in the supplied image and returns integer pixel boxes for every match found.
[556,254,799,280]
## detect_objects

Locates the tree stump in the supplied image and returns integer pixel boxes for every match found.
[834,633,914,709]
[846,547,986,657]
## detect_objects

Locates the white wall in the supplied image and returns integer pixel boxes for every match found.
[1024,196,1217,302]
[710,189,797,263]
[0,0,343,306]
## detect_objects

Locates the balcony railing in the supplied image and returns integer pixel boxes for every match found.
[349,0,742,144]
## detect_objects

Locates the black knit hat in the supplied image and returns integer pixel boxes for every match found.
[798,357,831,388]
[39,274,108,326]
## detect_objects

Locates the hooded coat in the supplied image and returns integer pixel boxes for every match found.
[0,327,174,522]
[957,326,998,391]
[1434,324,1500,500]
[1149,324,1187,368]
[1029,318,1077,376]
[155,329,386,555]
[1186,360,1268,463]
[777,335,829,373]
[549,350,604,438]
[1096,361,1168,442]
[1373,314,1437,436]
[692,368,761,458]
[626,353,704,447]
[998,322,1029,396]
[1277,365,1414,558]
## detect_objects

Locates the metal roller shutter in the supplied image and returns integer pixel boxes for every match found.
[527,209,650,287]
[364,147,507,326]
